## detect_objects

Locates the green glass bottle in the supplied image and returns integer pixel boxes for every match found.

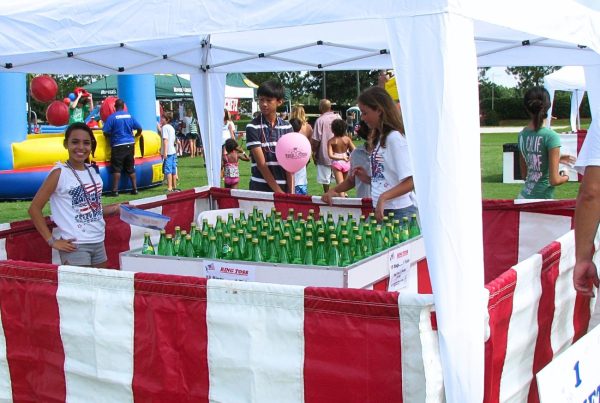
[304,231,314,247]
[368,212,376,224]
[278,239,290,264]
[215,229,224,258]
[385,223,394,248]
[304,241,314,266]
[215,215,225,233]
[226,212,234,229]
[354,235,365,262]
[244,234,254,261]
[164,234,175,257]
[315,237,327,266]
[392,219,402,244]
[327,240,341,267]
[173,226,182,256]
[237,229,247,257]
[283,231,292,255]
[364,230,374,257]
[373,225,385,253]
[231,237,242,260]
[192,226,202,257]
[201,218,209,234]
[267,235,279,263]
[184,235,195,258]
[273,226,282,248]
[238,209,246,224]
[201,231,210,257]
[222,233,233,259]
[142,232,155,255]
[252,238,263,262]
[259,231,268,257]
[207,235,218,259]
[401,217,410,242]
[178,230,188,257]
[409,214,421,238]
[291,235,303,264]
[157,230,167,255]
[340,238,352,266]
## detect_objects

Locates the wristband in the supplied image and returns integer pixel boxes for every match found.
[47,236,57,247]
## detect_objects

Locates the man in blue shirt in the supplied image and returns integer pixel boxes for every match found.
[102,99,143,196]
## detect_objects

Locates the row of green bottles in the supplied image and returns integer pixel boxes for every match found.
[144,207,420,266]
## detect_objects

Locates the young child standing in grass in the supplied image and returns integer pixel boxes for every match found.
[222,138,250,189]
[328,118,356,196]
[162,112,180,193]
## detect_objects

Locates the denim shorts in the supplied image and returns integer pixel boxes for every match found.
[163,154,178,175]
[59,241,107,266]
[384,205,420,223]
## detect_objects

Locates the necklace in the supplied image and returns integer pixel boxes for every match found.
[65,160,101,213]
[260,115,279,154]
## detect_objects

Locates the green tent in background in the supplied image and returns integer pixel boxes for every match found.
[84,73,256,99]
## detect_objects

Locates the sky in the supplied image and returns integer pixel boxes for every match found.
[483,67,519,88]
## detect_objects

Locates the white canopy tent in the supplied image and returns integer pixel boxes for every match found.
[544,66,587,131]
[1,1,599,401]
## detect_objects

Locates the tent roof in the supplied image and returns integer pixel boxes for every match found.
[544,66,586,92]
[0,0,598,74]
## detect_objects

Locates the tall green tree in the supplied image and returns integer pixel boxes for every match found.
[505,66,559,90]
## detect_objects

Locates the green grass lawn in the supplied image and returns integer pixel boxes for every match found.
[0,132,582,223]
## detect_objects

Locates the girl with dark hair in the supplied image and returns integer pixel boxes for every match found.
[28,122,121,267]
[517,86,572,199]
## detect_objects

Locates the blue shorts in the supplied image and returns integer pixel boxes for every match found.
[163,154,177,175]
[295,185,308,195]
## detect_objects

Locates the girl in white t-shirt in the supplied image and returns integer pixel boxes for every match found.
[357,86,417,222]
[28,123,121,267]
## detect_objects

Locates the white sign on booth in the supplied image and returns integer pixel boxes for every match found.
[388,246,410,291]
[204,260,257,282]
[537,324,600,402]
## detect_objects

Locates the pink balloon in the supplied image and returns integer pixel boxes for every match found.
[275,132,311,173]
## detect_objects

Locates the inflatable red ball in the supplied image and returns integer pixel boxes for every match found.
[63,97,71,105]
[31,75,58,103]
[46,101,70,126]
[99,96,126,122]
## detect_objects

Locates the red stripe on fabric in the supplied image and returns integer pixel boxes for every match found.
[3,218,53,264]
[209,187,239,209]
[482,199,576,213]
[0,260,66,401]
[483,209,520,284]
[133,273,209,402]
[527,242,561,403]
[572,293,592,343]
[104,213,131,269]
[484,269,517,403]
[372,277,388,291]
[273,193,318,219]
[304,287,402,403]
[162,192,196,233]
[416,258,432,294]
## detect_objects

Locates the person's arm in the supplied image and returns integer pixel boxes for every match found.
[250,146,285,193]
[237,148,250,162]
[548,147,569,186]
[327,140,339,160]
[228,122,236,140]
[69,92,82,110]
[375,177,415,222]
[86,94,93,110]
[103,203,122,216]
[28,169,77,252]
[286,171,294,194]
[519,153,528,180]
[162,137,169,159]
[353,166,371,184]
[321,175,356,205]
[574,166,600,296]
[348,138,356,153]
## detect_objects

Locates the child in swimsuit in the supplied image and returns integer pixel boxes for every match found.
[328,118,356,197]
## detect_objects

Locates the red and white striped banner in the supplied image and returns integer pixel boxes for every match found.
[0,260,441,402]
[483,230,598,403]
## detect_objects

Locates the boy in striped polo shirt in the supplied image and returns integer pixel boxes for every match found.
[246,80,294,193]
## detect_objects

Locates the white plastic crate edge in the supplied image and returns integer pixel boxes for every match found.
[119,236,425,291]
